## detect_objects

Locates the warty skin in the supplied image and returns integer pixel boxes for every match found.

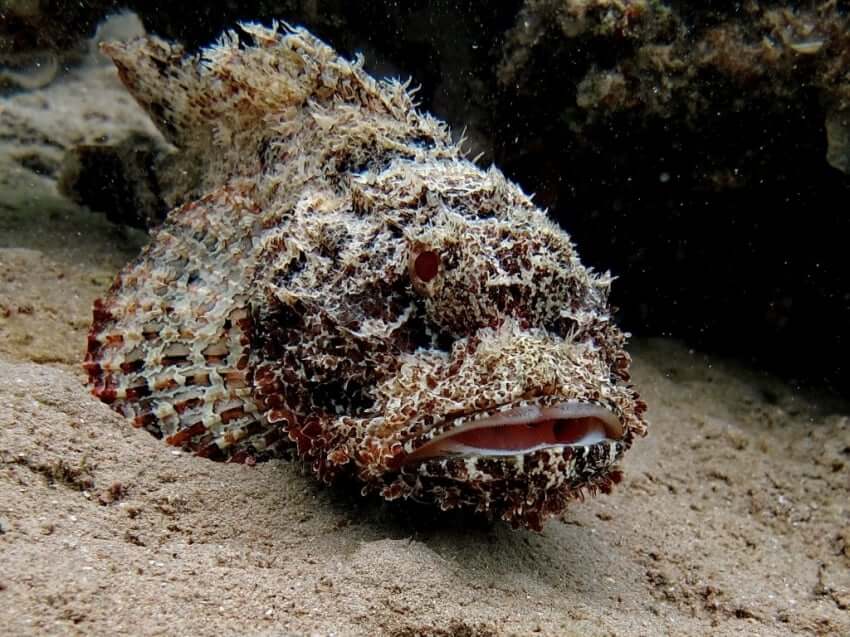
[85,23,647,530]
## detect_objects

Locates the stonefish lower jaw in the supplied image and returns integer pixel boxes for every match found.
[404,402,622,462]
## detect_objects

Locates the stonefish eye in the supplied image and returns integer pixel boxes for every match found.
[413,250,440,282]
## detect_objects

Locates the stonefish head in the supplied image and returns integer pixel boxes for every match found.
[85,23,647,530]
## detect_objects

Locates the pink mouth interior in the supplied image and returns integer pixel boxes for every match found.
[449,417,607,450]
[404,403,623,463]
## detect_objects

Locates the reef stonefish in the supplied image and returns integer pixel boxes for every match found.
[85,23,647,530]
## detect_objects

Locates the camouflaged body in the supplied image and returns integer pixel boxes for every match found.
[85,24,647,530]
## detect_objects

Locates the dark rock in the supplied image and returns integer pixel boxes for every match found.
[58,132,169,229]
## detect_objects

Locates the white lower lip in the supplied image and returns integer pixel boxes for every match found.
[405,402,623,460]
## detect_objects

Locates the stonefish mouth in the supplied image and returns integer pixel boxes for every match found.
[403,401,623,463]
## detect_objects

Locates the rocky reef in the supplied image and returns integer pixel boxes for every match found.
[0,14,170,231]
[500,0,850,174]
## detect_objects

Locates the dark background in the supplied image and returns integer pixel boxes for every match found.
[4,0,849,397]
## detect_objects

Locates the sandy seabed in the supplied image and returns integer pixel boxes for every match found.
[1,55,849,637]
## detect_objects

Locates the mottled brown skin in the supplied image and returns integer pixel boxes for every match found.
[85,23,647,530]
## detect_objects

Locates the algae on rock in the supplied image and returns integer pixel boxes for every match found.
[500,1,850,174]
